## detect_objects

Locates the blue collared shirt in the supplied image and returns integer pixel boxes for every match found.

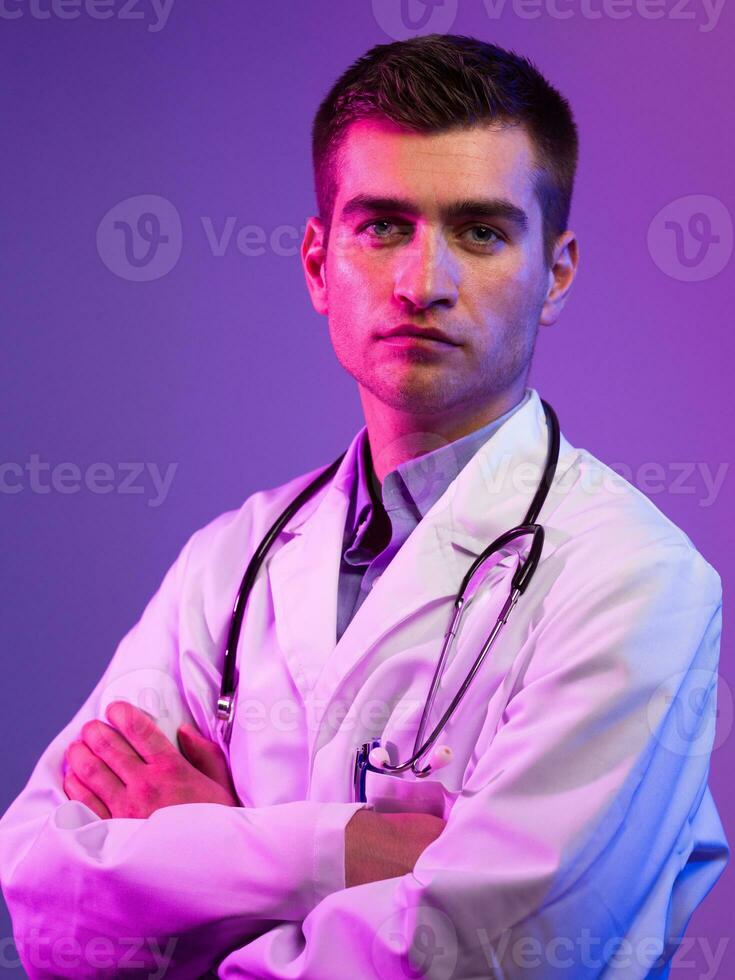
[336,389,532,643]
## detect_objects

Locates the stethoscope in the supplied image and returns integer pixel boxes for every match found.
[217,400,560,804]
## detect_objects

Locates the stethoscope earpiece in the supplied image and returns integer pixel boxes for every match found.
[368,745,391,769]
[426,744,453,771]
[366,741,453,776]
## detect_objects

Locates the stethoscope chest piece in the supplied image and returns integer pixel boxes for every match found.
[353,738,383,805]
[353,736,456,803]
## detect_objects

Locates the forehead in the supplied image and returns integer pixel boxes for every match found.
[334,117,539,220]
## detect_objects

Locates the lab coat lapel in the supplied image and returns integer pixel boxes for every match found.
[309,390,577,714]
[263,434,359,700]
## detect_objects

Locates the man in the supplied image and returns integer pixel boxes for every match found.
[0,34,727,979]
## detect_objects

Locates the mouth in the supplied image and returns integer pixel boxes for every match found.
[378,335,457,351]
[377,325,459,348]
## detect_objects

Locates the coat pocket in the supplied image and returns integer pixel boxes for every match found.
[363,767,458,819]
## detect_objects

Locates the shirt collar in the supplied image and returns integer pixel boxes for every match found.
[349,388,533,535]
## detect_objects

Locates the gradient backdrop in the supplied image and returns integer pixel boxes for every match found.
[1,0,732,975]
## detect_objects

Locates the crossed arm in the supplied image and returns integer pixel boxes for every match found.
[0,524,725,978]
[62,699,446,888]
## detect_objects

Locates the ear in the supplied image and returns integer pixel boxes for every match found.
[539,230,579,327]
[301,216,328,316]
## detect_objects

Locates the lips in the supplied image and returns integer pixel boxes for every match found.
[378,325,458,345]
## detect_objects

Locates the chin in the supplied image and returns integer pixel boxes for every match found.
[371,383,455,417]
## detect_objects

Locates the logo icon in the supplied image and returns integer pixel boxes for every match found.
[647,668,732,758]
[371,0,458,40]
[97,194,183,281]
[372,906,458,979]
[647,194,732,282]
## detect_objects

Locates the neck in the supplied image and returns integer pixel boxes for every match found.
[360,384,526,484]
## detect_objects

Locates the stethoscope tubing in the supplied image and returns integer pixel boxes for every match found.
[367,399,559,778]
[216,452,345,726]
[217,400,560,764]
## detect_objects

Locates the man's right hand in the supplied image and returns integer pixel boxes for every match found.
[62,707,239,819]
[344,809,446,888]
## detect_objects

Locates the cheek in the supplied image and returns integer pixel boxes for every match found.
[468,260,543,318]
[327,262,388,341]
[328,241,390,302]
[327,252,381,305]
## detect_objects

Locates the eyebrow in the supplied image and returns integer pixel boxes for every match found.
[340,194,529,232]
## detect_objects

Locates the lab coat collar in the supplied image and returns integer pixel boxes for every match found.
[264,389,578,724]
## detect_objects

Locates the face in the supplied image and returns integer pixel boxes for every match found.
[302,117,576,424]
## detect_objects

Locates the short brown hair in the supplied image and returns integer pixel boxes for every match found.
[311,34,579,269]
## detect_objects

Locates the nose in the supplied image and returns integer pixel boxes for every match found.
[393,226,459,312]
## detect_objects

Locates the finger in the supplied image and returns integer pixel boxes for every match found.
[80,719,146,783]
[66,740,125,806]
[104,701,174,763]
[63,771,111,820]
[178,725,234,790]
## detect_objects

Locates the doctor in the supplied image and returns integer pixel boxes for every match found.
[0,34,727,980]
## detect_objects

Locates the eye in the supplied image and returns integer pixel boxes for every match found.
[463,225,503,247]
[360,219,405,241]
[357,220,505,248]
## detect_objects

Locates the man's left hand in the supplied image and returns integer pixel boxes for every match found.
[63,701,240,819]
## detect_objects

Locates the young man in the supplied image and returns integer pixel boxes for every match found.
[0,34,727,979]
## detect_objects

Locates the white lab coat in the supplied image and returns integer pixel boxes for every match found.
[0,388,727,979]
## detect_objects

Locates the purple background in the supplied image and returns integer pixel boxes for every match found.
[1,0,732,973]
